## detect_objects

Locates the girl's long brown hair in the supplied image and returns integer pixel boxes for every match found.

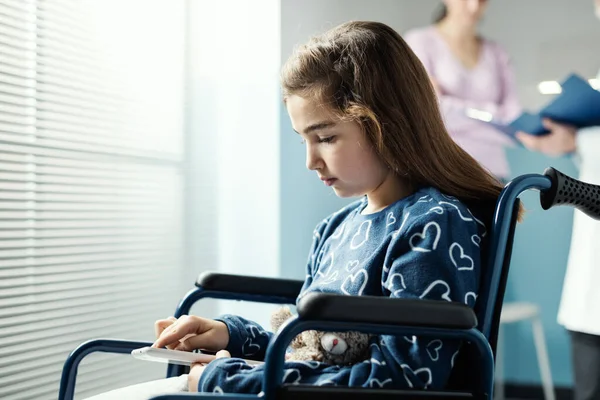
[281,21,519,225]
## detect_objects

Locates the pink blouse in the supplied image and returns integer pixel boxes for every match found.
[404,26,521,178]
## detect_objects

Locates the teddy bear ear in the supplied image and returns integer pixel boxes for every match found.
[270,306,293,332]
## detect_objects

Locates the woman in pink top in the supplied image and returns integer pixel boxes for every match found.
[405,0,521,180]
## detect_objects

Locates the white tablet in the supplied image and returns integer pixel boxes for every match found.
[131,347,264,366]
[131,347,216,366]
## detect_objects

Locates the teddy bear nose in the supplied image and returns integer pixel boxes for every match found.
[332,339,338,347]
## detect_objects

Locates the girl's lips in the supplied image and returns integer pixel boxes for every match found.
[323,178,337,186]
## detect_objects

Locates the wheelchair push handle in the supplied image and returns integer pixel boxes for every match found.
[540,167,600,220]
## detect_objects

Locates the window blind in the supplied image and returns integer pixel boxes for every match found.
[0,0,187,398]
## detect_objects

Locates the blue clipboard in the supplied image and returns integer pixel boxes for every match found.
[541,74,600,127]
[481,112,545,142]
[471,73,600,139]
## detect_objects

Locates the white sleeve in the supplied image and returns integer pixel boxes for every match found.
[573,126,600,175]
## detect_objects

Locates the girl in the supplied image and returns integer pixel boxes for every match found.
[153,20,503,394]
[404,0,521,182]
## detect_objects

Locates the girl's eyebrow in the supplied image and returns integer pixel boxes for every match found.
[294,121,337,135]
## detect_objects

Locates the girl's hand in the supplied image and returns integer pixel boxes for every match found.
[154,316,177,340]
[188,350,231,392]
[153,315,230,352]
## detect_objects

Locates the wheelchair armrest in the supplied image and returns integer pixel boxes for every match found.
[60,339,153,400]
[196,271,304,300]
[297,292,477,329]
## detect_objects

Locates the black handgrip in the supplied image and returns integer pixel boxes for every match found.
[540,167,600,220]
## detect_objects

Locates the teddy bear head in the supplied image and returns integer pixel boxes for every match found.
[270,306,371,365]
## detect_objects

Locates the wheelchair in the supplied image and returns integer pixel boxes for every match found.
[59,167,600,400]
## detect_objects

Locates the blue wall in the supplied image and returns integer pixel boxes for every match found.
[502,148,578,386]
[279,100,578,386]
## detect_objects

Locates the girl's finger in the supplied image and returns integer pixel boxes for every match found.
[215,350,231,359]
[154,317,176,340]
[172,333,198,352]
[153,316,196,348]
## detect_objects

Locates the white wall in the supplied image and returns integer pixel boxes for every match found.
[480,0,600,108]
[187,0,281,327]
[281,0,600,109]
[282,0,415,62]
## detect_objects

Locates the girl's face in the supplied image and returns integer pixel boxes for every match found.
[443,0,488,24]
[286,95,390,199]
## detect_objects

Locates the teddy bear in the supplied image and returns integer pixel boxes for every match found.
[270,306,371,366]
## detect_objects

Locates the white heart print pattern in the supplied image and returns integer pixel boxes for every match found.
[466,208,488,237]
[283,369,302,385]
[331,222,345,239]
[291,360,321,369]
[440,193,459,202]
[300,189,482,387]
[386,273,406,296]
[473,215,488,237]
[427,206,444,215]
[341,269,368,296]
[320,270,339,285]
[315,249,325,268]
[449,243,474,271]
[451,350,460,368]
[465,291,478,307]
[386,212,396,227]
[439,201,473,221]
[409,221,441,252]
[316,379,336,386]
[366,357,385,366]
[345,260,359,272]
[350,220,371,249]
[316,251,334,277]
[419,280,452,302]
[403,335,417,344]
[426,339,443,361]
[401,364,433,388]
[242,325,262,356]
[392,212,411,239]
[369,378,393,388]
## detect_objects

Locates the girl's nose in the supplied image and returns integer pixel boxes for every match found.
[305,145,323,171]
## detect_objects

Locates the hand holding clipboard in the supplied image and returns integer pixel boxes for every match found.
[469,74,600,139]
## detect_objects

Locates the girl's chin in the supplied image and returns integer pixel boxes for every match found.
[331,186,360,199]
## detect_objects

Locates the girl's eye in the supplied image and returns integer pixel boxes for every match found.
[318,136,335,144]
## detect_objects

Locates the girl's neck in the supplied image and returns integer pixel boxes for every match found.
[362,172,414,215]
[436,18,478,43]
